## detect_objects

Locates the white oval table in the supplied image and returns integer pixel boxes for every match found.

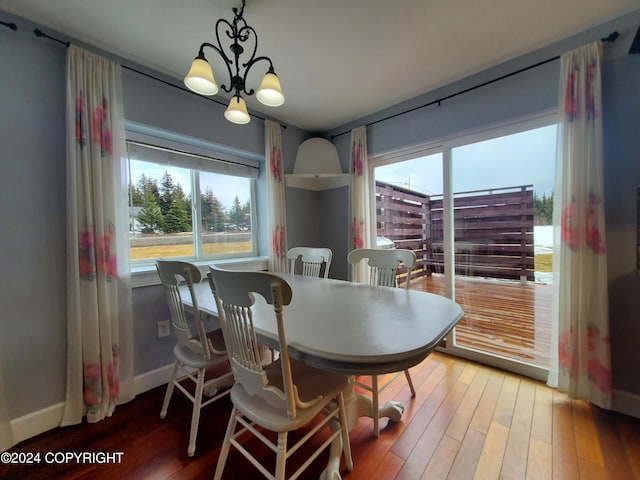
[182,273,463,479]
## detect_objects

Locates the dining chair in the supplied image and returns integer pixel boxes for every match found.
[207,266,353,480]
[286,246,333,278]
[156,259,233,457]
[346,247,418,437]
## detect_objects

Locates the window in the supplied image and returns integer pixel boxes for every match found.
[126,140,259,266]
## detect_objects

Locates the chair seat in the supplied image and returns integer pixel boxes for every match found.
[231,358,350,433]
[173,331,228,369]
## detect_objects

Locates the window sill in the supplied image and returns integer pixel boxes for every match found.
[131,256,269,288]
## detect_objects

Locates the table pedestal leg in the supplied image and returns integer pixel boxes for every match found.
[320,379,406,479]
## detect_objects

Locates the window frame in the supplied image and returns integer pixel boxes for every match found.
[124,127,267,285]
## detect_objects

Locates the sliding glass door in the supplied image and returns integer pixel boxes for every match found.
[373,118,556,380]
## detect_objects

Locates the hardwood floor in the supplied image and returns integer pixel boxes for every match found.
[4,352,639,479]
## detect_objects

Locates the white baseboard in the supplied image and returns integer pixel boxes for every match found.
[10,402,65,446]
[132,363,174,395]
[9,363,174,447]
[613,388,640,419]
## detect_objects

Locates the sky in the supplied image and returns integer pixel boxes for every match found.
[375,124,557,198]
[129,160,251,210]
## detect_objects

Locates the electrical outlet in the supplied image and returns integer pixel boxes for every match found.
[157,320,171,338]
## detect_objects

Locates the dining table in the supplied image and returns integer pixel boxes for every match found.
[181,272,464,479]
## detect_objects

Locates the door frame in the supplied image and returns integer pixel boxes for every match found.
[368,110,557,381]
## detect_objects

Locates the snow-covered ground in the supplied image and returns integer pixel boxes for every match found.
[534,225,553,284]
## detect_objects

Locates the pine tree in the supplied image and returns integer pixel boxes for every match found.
[228,195,245,229]
[136,190,163,233]
[201,188,225,232]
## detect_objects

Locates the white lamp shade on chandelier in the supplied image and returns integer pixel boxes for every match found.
[256,71,285,107]
[182,0,284,125]
[183,57,219,96]
[224,95,251,125]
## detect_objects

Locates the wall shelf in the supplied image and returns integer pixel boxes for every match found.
[285,173,350,191]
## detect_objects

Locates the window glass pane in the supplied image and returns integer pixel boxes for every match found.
[200,170,253,256]
[129,159,194,260]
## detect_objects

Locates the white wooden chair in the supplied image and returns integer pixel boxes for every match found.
[346,248,417,437]
[207,266,353,480]
[156,260,233,457]
[286,246,333,278]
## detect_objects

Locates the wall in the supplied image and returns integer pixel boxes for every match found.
[324,11,640,407]
[0,10,307,424]
[602,49,640,399]
[0,14,67,420]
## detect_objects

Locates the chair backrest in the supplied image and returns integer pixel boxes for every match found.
[208,266,321,419]
[156,259,220,360]
[347,248,417,290]
[286,247,332,278]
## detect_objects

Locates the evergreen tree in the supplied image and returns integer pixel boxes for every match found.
[201,188,225,232]
[534,192,553,225]
[228,195,245,228]
[242,200,251,229]
[136,173,159,203]
[158,171,176,216]
[136,190,163,233]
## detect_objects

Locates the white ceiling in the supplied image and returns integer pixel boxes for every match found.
[2,0,639,131]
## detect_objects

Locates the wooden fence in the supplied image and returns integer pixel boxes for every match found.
[375,181,534,281]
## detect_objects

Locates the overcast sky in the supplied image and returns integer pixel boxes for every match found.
[129,161,250,210]
[375,124,557,198]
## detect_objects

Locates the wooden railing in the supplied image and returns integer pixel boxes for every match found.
[376,181,534,281]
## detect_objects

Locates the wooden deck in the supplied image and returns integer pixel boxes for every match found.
[412,274,553,368]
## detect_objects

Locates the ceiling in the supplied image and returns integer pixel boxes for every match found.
[2,0,639,132]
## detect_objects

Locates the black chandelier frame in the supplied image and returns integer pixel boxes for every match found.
[193,0,276,100]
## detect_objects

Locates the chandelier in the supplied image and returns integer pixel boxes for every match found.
[183,0,285,125]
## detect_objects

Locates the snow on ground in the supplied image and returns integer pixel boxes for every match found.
[534,225,553,284]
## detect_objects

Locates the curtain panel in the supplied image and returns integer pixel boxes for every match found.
[350,126,372,283]
[549,41,612,409]
[62,46,134,426]
[265,120,288,273]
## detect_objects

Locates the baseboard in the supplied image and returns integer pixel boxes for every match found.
[9,363,175,447]
[132,363,174,395]
[613,388,640,419]
[10,402,65,446]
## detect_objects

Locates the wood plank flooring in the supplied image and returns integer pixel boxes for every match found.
[413,274,553,367]
[3,352,639,480]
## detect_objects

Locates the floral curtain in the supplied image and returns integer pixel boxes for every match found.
[548,41,611,409]
[62,46,134,425]
[350,126,372,282]
[265,120,287,272]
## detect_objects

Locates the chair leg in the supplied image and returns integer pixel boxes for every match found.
[372,375,379,437]
[404,369,416,397]
[275,432,288,480]
[160,361,179,419]
[214,408,238,480]
[187,367,206,457]
[338,392,353,472]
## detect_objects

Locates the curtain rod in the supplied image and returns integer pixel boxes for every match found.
[330,30,619,140]
[32,28,286,128]
[1,20,18,31]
